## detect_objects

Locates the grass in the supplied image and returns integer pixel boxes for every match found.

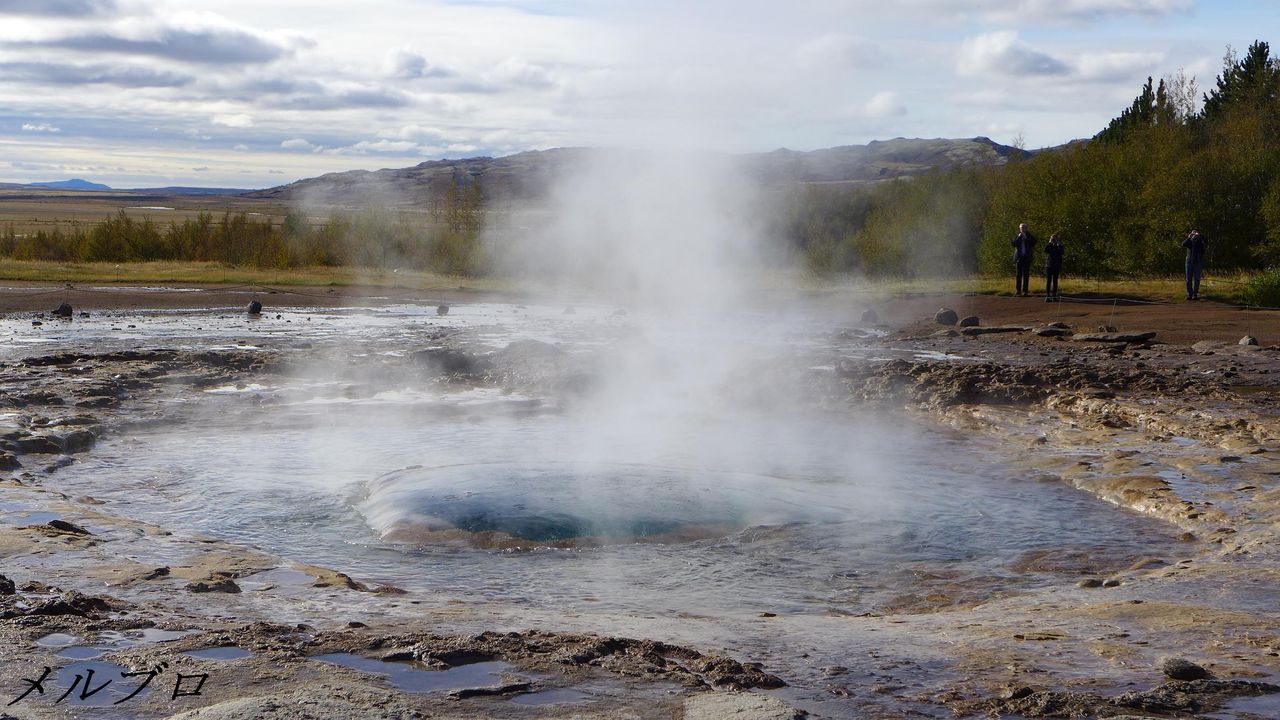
[788,271,1261,306]
[0,260,513,292]
[0,259,1266,306]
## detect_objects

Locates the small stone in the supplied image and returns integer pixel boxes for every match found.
[999,686,1035,700]
[0,573,15,595]
[860,308,878,324]
[958,315,979,327]
[1160,657,1209,680]
[1240,335,1259,346]
[1077,578,1104,588]
[436,304,450,316]
[186,579,241,594]
[247,300,263,315]
[1102,579,1122,588]
[45,519,92,535]
[934,307,958,326]
[52,302,73,318]
[932,329,960,337]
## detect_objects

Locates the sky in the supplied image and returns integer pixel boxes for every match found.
[0,0,1274,188]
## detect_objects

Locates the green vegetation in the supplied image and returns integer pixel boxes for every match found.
[787,40,1280,284]
[0,178,486,276]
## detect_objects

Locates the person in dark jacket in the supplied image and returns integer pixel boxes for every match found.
[1182,229,1208,300]
[1011,223,1036,296]
[1044,233,1064,301]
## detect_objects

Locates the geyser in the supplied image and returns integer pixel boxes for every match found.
[361,461,844,547]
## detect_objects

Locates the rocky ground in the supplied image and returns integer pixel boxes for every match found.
[1,286,1279,719]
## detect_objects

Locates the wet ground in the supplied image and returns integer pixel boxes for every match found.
[1,287,1279,718]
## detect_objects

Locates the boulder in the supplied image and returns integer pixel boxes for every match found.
[1160,657,1209,681]
[436,304,450,316]
[958,315,980,328]
[51,302,73,318]
[934,308,958,326]
[860,308,879,324]
[1035,327,1073,337]
[247,300,263,315]
[1239,335,1259,346]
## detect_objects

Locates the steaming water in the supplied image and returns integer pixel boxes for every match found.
[25,298,1185,709]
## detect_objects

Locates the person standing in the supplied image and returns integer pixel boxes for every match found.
[1182,229,1208,300]
[1044,233,1064,301]
[1012,223,1036,296]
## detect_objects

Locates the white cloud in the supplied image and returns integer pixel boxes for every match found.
[796,34,883,69]
[958,31,1071,77]
[281,138,317,151]
[212,113,253,128]
[864,91,907,117]
[21,122,61,132]
[1075,51,1164,81]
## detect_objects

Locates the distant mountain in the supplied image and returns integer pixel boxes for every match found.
[28,178,112,191]
[246,137,1031,208]
[127,186,255,195]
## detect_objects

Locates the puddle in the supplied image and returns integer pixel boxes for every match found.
[312,654,515,694]
[184,647,253,661]
[238,567,316,593]
[35,633,79,647]
[9,511,64,525]
[57,646,107,660]
[511,688,592,706]
[1204,691,1280,719]
[96,628,197,648]
[53,660,150,706]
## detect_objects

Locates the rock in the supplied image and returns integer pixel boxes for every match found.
[13,434,62,454]
[934,307,958,326]
[0,574,13,594]
[860,308,878,324]
[79,311,90,318]
[961,325,1030,336]
[0,451,20,470]
[141,567,170,580]
[186,578,241,593]
[683,692,805,720]
[1035,326,1073,337]
[1160,657,1209,681]
[247,300,263,315]
[51,302,73,318]
[999,686,1035,700]
[45,519,92,535]
[932,329,960,338]
[410,348,491,376]
[60,429,96,454]
[1240,335,1259,346]
[31,320,41,326]
[958,315,979,327]
[1045,321,1071,329]
[1077,578,1104,588]
[1072,331,1157,344]
[436,304,450,316]
[1098,324,1118,333]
